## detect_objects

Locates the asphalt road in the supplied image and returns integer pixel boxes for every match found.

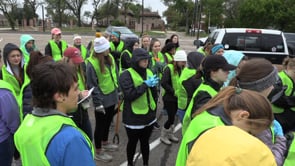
[1,31,197,166]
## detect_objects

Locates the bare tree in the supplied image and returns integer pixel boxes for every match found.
[91,0,103,25]
[0,0,18,30]
[65,0,88,27]
[46,0,67,27]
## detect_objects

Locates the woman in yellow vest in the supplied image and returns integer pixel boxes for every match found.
[160,50,187,145]
[86,34,119,162]
[119,48,159,166]
[119,40,139,73]
[62,47,93,141]
[161,42,177,64]
[19,34,37,64]
[44,27,68,61]
[109,31,125,67]
[230,58,287,166]
[176,86,275,166]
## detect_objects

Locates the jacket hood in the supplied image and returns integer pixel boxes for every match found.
[3,43,23,66]
[223,50,245,86]
[187,51,204,70]
[131,48,150,77]
[20,34,35,49]
[125,40,138,52]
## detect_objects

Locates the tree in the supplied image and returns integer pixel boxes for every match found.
[65,0,87,27]
[45,0,67,27]
[0,0,18,30]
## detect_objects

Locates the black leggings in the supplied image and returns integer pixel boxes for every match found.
[163,100,178,129]
[125,125,153,166]
[94,105,115,149]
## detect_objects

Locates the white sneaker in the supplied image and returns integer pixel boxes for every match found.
[102,143,119,152]
[95,151,112,162]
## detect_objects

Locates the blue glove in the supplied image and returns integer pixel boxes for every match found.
[144,76,154,87]
[151,75,160,87]
[273,120,284,137]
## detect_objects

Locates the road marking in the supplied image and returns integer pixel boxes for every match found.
[120,123,182,166]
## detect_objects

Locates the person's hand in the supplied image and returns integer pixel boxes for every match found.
[144,75,155,87]
[273,120,284,137]
[80,90,89,98]
[151,75,160,87]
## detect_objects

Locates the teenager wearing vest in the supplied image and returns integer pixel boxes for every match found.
[187,126,277,166]
[119,40,139,73]
[0,43,29,119]
[44,28,68,61]
[169,34,180,51]
[22,51,53,117]
[182,55,236,135]
[19,34,37,64]
[86,35,119,162]
[177,52,204,122]
[109,31,125,67]
[160,50,187,145]
[230,58,287,166]
[176,86,275,166]
[62,47,93,141]
[141,34,150,51]
[197,42,212,56]
[0,79,20,166]
[119,48,159,166]
[14,62,95,166]
[148,38,166,76]
[161,42,177,64]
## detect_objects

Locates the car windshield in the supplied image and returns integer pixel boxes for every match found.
[115,27,133,34]
[284,33,295,41]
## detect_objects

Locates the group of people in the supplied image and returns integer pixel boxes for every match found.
[1,26,295,166]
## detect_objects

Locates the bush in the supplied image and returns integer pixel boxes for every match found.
[111,20,125,26]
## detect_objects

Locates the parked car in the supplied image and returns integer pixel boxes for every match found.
[194,28,289,64]
[284,32,295,55]
[105,26,139,43]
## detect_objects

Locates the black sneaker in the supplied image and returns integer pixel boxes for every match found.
[153,122,160,130]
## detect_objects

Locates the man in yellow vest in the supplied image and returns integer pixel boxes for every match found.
[14,62,95,166]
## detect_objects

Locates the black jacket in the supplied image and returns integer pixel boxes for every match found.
[161,65,181,102]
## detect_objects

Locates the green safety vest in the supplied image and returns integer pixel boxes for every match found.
[110,41,125,53]
[87,55,118,95]
[272,71,295,113]
[119,49,132,74]
[197,47,206,56]
[0,80,17,97]
[80,45,87,60]
[77,71,86,91]
[182,83,218,136]
[164,52,173,64]
[284,132,295,166]
[121,68,156,114]
[177,67,197,110]
[176,111,225,166]
[20,47,30,64]
[14,113,94,166]
[149,52,165,67]
[162,64,181,97]
[49,40,67,61]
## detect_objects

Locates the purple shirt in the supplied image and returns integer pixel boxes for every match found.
[0,89,20,143]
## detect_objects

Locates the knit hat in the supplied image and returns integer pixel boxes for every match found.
[51,28,61,35]
[202,55,236,71]
[111,31,120,38]
[186,126,276,166]
[238,67,278,92]
[174,50,187,61]
[132,48,151,61]
[94,36,110,53]
[64,47,83,64]
[73,34,81,41]
[211,44,224,55]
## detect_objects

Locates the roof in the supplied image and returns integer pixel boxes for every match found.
[219,28,283,35]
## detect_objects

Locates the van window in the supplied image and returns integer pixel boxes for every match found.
[207,31,219,44]
[222,33,285,52]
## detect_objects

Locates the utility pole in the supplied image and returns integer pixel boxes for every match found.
[42,5,45,32]
[141,0,144,36]
[193,0,198,36]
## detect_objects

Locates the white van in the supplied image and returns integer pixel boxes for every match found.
[196,28,289,64]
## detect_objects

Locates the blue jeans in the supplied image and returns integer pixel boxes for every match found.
[177,109,185,124]
[0,134,15,166]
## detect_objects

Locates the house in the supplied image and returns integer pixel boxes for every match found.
[0,14,9,26]
[135,10,165,32]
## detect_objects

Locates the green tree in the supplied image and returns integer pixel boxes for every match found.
[45,0,67,27]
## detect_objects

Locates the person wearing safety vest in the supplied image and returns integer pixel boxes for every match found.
[0,43,29,120]
[119,48,159,166]
[44,27,68,61]
[187,126,277,166]
[109,31,125,67]
[14,62,95,166]
[141,34,150,51]
[62,47,93,141]
[161,42,176,64]
[176,86,275,166]
[160,50,187,145]
[148,38,166,77]
[86,34,119,162]
[272,57,295,133]
[176,52,204,123]
[119,40,139,74]
[169,34,180,51]
[182,55,236,135]
[0,80,20,166]
[21,51,53,117]
[229,58,287,166]
[19,34,37,64]
[197,42,212,56]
